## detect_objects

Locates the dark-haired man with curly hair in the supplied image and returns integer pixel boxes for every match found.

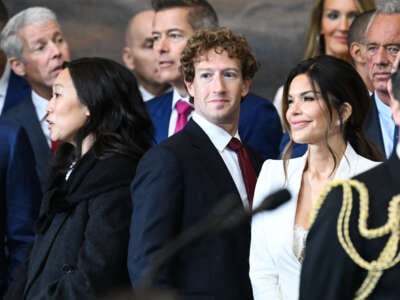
[129,27,261,300]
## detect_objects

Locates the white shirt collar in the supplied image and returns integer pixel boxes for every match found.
[31,90,49,121]
[171,88,191,109]
[139,85,155,102]
[192,112,240,152]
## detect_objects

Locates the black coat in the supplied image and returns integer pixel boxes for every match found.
[6,150,137,299]
[300,152,400,300]
[129,120,262,300]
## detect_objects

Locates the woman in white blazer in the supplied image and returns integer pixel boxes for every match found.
[249,55,383,300]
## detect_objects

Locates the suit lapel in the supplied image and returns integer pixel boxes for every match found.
[364,94,385,156]
[2,70,31,113]
[183,120,242,201]
[146,91,173,144]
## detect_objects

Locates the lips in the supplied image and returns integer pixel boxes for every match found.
[159,60,174,68]
[290,120,311,130]
[334,35,348,43]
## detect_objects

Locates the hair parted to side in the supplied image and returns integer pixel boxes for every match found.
[0,6,57,60]
[180,27,259,84]
[53,57,153,175]
[347,9,375,47]
[281,55,382,176]
[151,0,218,30]
[304,0,376,60]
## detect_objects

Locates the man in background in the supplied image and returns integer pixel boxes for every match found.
[122,9,170,101]
[347,9,376,92]
[0,6,71,192]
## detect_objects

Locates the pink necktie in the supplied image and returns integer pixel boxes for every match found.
[228,137,257,208]
[174,100,193,133]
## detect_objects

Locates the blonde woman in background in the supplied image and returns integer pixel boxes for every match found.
[274,0,376,122]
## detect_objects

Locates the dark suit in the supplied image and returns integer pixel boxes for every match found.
[1,70,31,115]
[279,94,387,158]
[300,152,400,300]
[0,121,41,297]
[6,151,137,300]
[129,119,262,299]
[146,91,282,160]
[1,96,51,192]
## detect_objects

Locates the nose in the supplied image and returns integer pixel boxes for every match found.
[154,35,168,54]
[213,73,226,93]
[46,96,55,113]
[375,45,390,65]
[286,100,301,117]
[339,15,350,31]
[49,40,62,59]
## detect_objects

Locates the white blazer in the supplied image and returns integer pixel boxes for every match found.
[249,144,381,300]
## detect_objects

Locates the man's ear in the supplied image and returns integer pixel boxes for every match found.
[241,79,251,98]
[122,47,135,71]
[9,57,26,77]
[350,42,366,65]
[184,80,194,98]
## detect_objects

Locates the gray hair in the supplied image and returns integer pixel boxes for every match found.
[366,0,400,35]
[0,7,58,60]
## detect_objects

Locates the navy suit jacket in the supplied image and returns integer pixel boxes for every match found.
[279,94,386,158]
[146,91,282,160]
[300,152,400,299]
[0,121,41,296]
[129,119,262,299]
[1,71,31,115]
[1,96,52,192]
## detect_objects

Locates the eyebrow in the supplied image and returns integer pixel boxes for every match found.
[288,90,318,98]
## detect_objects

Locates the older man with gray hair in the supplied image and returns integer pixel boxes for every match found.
[0,6,70,192]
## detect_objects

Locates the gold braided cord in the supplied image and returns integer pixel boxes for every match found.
[309,179,400,300]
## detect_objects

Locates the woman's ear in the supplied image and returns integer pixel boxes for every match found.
[340,102,352,123]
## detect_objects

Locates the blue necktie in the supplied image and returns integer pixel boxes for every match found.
[394,125,399,145]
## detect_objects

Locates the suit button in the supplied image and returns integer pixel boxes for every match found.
[62,264,73,273]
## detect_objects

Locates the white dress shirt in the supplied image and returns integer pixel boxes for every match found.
[250,144,381,300]
[0,62,11,114]
[168,88,193,137]
[139,85,155,102]
[31,90,51,146]
[374,93,397,158]
[192,112,249,209]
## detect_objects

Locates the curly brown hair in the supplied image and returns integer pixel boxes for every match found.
[180,27,259,83]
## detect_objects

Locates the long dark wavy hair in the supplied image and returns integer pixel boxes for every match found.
[281,55,383,177]
[52,57,153,176]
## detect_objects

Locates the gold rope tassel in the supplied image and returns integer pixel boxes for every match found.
[309,179,400,300]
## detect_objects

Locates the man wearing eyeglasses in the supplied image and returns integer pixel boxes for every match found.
[364,0,400,159]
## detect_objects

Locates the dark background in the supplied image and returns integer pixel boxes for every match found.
[5,0,312,100]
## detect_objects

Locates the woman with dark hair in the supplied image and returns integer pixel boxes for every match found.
[5,57,153,299]
[249,55,382,300]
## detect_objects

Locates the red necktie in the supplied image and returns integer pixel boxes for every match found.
[228,137,257,207]
[51,140,60,152]
[174,100,193,133]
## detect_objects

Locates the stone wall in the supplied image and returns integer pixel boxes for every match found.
[5,0,312,100]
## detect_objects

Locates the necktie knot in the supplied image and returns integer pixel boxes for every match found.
[175,100,192,117]
[228,137,243,152]
[174,100,193,133]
